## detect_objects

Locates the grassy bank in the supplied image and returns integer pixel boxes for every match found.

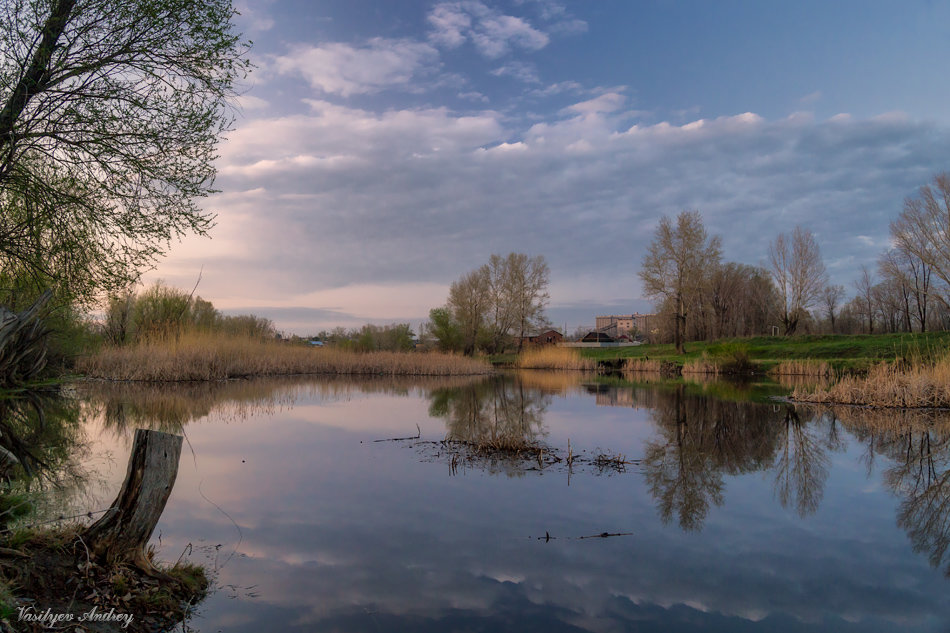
[575,332,950,374]
[77,333,493,381]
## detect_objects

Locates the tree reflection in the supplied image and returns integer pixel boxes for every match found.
[773,406,829,517]
[831,408,950,576]
[430,376,549,451]
[642,385,788,530]
[640,386,834,530]
[0,389,89,528]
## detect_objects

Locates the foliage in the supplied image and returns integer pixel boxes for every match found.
[441,252,550,356]
[0,0,250,306]
[101,281,275,345]
[426,307,463,352]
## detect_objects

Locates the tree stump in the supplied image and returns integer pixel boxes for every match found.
[82,429,183,572]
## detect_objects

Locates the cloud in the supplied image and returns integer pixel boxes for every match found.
[153,99,950,332]
[491,61,541,84]
[563,91,627,114]
[428,1,549,58]
[272,38,440,97]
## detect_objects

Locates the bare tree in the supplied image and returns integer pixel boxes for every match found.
[506,253,550,351]
[768,226,827,335]
[891,172,950,309]
[821,284,845,334]
[880,246,933,333]
[854,266,876,334]
[640,210,721,353]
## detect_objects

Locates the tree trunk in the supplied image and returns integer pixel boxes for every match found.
[0,289,52,388]
[83,429,183,572]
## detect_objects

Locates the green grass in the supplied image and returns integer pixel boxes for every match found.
[574,332,950,373]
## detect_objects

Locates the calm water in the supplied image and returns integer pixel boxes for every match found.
[66,374,950,632]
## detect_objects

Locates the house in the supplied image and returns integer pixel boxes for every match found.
[581,331,615,343]
[595,313,658,337]
[522,329,564,346]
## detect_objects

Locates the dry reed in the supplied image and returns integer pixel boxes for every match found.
[771,360,835,379]
[623,358,665,372]
[682,356,721,376]
[77,332,493,382]
[793,356,950,408]
[515,346,596,371]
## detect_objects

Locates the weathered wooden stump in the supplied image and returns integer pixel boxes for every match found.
[82,429,183,572]
[0,289,52,388]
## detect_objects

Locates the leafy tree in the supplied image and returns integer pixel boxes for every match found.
[639,210,721,353]
[0,0,250,306]
[426,307,462,352]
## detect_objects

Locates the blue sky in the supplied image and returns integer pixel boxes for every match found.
[148,0,950,334]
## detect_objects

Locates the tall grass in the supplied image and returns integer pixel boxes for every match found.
[515,346,595,371]
[77,332,493,381]
[682,356,721,376]
[770,360,835,378]
[623,358,666,372]
[794,356,950,408]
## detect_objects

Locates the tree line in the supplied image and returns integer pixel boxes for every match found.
[639,172,950,350]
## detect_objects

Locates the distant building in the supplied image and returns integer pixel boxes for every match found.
[522,329,564,346]
[581,331,615,343]
[595,313,658,338]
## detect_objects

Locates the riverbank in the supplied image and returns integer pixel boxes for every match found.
[76,334,493,381]
[568,332,950,375]
[0,526,207,633]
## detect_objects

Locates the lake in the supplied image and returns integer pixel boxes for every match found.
[64,373,950,632]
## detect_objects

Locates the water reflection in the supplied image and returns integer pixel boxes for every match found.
[0,389,90,527]
[431,376,549,449]
[824,406,950,577]
[54,374,950,631]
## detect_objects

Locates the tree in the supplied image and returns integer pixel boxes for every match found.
[639,210,721,353]
[768,226,827,336]
[820,285,845,334]
[891,173,950,309]
[854,266,876,334]
[448,267,490,355]
[0,0,250,306]
[426,307,462,352]
[505,253,550,351]
[443,253,550,355]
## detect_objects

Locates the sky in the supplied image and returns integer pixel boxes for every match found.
[146,0,950,335]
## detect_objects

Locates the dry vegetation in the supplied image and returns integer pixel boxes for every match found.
[515,346,595,370]
[77,333,493,381]
[770,360,835,378]
[793,356,950,408]
[682,356,722,376]
[623,358,665,372]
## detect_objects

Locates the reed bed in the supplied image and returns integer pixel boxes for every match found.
[770,360,835,378]
[515,346,596,371]
[682,356,722,376]
[623,358,666,372]
[76,333,493,382]
[793,356,950,408]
